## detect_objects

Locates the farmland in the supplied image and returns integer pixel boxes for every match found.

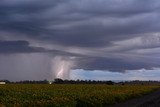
[0,84,159,107]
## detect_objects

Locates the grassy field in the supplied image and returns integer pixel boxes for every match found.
[0,84,159,107]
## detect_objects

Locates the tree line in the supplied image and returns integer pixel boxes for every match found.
[1,79,159,85]
[0,78,114,85]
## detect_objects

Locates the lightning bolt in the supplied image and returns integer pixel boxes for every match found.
[57,61,65,78]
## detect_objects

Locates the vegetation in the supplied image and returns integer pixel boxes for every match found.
[0,84,159,107]
[0,79,115,85]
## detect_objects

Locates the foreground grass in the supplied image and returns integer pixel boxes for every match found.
[0,84,159,107]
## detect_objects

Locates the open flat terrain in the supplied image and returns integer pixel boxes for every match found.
[110,88,160,107]
[0,84,159,107]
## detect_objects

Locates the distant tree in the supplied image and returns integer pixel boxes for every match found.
[105,81,114,85]
[54,78,64,84]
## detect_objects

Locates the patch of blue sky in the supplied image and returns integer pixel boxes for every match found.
[70,69,160,81]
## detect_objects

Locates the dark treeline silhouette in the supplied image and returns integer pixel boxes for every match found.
[1,79,160,85]
[0,79,114,85]
[16,80,49,84]
[54,78,114,85]
[0,79,49,84]
[119,80,160,85]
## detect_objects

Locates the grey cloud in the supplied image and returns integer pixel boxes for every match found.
[74,55,160,72]
[0,40,46,54]
[0,40,83,58]
[1,0,160,47]
[0,0,160,75]
[108,34,160,52]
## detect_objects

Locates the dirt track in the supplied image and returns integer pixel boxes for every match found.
[108,88,160,107]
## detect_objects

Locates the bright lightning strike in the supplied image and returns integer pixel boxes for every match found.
[51,56,74,80]
[56,61,65,78]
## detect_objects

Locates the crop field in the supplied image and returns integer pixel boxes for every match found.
[0,84,159,107]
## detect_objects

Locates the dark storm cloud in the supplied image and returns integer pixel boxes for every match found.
[0,40,46,53]
[1,0,160,47]
[74,56,160,72]
[0,40,83,58]
[0,0,160,73]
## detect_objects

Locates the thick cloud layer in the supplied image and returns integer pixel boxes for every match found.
[0,0,160,80]
[0,40,46,53]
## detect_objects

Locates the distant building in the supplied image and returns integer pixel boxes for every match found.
[0,82,6,84]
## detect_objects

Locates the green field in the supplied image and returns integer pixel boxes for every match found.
[0,84,159,107]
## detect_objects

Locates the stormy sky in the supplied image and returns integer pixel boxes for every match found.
[0,0,160,81]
